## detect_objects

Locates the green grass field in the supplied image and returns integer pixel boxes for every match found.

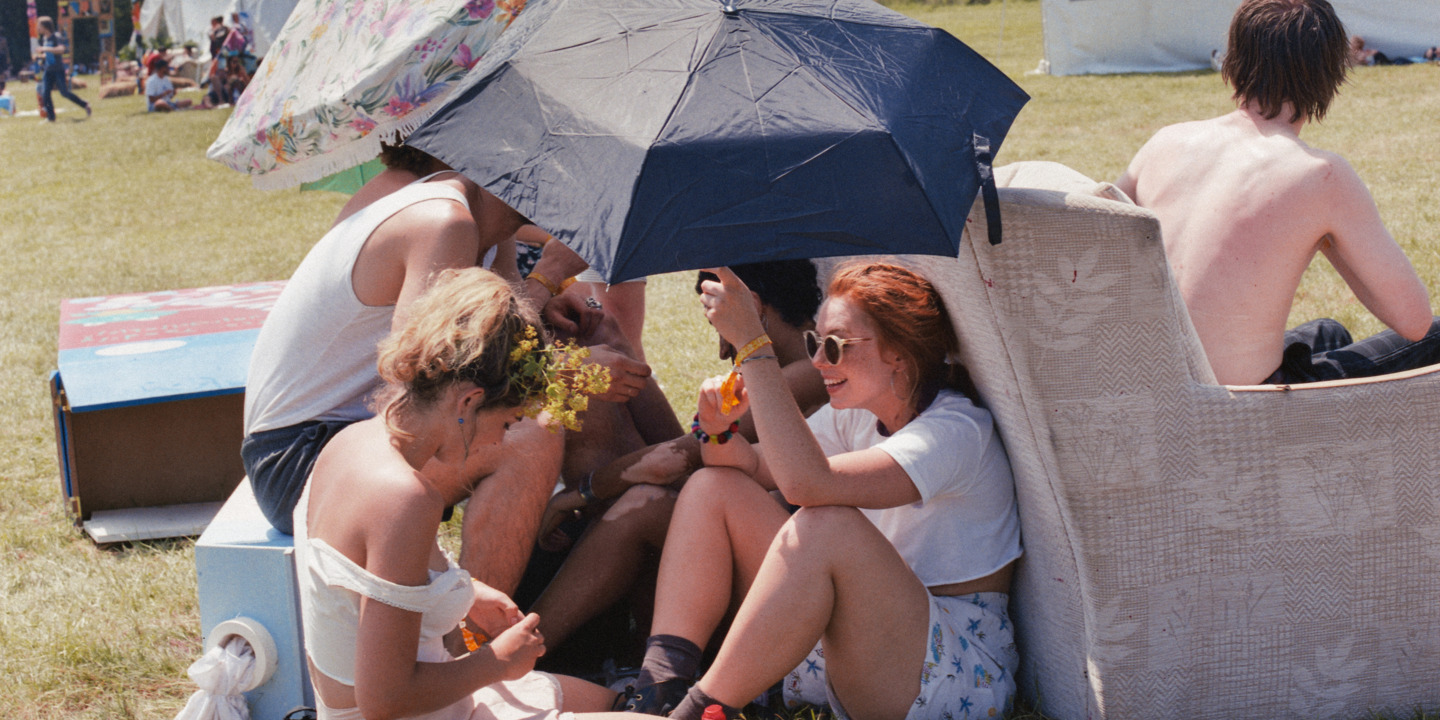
[2,1,1438,717]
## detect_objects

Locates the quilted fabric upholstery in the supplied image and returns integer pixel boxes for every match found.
[817,161,1440,719]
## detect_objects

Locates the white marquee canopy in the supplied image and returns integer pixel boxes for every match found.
[1042,0,1439,76]
[138,0,299,57]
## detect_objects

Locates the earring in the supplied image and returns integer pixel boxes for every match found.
[890,368,909,400]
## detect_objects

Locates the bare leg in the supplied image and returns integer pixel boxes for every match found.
[559,674,688,720]
[649,467,790,648]
[458,417,564,595]
[697,506,930,720]
[562,399,649,487]
[556,676,622,712]
[532,485,677,648]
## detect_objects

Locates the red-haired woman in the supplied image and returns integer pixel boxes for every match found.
[618,263,1022,720]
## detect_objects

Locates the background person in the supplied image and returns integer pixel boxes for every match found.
[1116,0,1439,385]
[34,16,91,122]
[144,58,188,111]
[620,263,1021,720]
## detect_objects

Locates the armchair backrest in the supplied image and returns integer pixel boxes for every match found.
[819,160,1440,719]
[817,161,1213,715]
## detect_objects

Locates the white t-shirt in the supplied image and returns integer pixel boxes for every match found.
[145,74,174,102]
[806,389,1022,587]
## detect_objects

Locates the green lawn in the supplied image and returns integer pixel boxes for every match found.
[2,0,1438,716]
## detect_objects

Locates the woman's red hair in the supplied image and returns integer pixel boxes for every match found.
[826,262,976,408]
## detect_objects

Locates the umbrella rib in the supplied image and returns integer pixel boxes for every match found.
[769,131,859,183]
[642,14,727,150]
[882,130,960,247]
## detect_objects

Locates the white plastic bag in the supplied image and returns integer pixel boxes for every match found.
[173,635,255,720]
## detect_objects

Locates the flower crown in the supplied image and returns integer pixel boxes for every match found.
[507,326,611,431]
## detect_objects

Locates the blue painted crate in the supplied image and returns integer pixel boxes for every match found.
[197,479,313,719]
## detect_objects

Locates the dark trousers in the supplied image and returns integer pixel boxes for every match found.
[1266,317,1440,383]
[39,67,88,121]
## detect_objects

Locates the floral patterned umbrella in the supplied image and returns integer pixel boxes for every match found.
[207,0,531,190]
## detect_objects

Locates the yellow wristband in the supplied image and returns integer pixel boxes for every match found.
[732,334,772,367]
[528,271,563,297]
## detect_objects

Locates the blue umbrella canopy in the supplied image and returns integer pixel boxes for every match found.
[407,0,1029,283]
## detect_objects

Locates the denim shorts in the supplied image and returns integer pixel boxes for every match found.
[240,419,354,534]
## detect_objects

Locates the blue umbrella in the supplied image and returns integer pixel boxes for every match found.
[407,0,1028,283]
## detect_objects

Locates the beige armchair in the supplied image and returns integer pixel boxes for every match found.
[823,161,1440,719]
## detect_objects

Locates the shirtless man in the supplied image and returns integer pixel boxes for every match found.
[1116,0,1439,386]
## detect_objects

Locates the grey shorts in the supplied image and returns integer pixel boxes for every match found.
[240,419,354,534]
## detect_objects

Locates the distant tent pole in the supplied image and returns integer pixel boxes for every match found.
[997,0,1007,62]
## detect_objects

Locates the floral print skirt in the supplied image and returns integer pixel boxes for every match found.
[783,592,1017,720]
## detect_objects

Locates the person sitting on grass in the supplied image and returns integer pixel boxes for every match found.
[521,260,828,663]
[145,59,190,111]
[293,267,642,720]
[1116,0,1439,385]
[618,262,1022,720]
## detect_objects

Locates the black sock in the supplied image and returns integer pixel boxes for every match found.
[635,634,703,686]
[670,685,737,720]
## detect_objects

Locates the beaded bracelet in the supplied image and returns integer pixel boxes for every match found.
[691,413,741,445]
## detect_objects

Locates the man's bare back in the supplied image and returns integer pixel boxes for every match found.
[1116,103,1431,384]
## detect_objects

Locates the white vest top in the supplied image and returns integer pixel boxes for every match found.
[244,173,495,434]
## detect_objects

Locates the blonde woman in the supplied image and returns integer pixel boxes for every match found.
[293,267,637,720]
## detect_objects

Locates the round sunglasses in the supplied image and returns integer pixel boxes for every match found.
[804,330,873,365]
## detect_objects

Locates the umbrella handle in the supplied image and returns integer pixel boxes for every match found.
[974,133,1003,246]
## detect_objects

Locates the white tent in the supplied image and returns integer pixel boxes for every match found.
[1042,0,1440,76]
[138,0,299,57]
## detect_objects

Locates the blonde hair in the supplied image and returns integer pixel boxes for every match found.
[375,268,544,433]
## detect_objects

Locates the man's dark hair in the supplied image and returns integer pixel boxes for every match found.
[211,16,224,25]
[379,142,438,175]
[696,259,821,328]
[1221,0,1349,123]
[37,16,54,33]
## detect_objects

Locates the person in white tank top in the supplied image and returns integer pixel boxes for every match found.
[241,144,645,599]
